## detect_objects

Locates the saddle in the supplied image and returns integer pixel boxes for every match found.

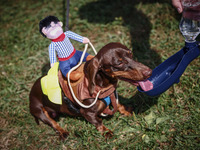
[58,64,118,115]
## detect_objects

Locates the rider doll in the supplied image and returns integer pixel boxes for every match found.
[39,16,112,109]
[39,16,93,81]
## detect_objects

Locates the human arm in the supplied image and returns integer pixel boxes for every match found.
[172,0,183,13]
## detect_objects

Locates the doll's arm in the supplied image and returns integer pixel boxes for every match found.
[49,43,57,67]
[65,31,89,43]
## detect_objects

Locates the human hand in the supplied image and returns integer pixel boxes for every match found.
[83,37,90,44]
[172,0,183,13]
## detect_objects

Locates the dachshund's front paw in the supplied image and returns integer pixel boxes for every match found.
[104,130,113,139]
[97,125,113,139]
[59,131,69,140]
[117,103,133,116]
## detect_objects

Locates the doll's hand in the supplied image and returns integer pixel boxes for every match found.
[83,37,90,44]
[51,63,55,68]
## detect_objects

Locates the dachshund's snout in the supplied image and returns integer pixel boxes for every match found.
[142,68,152,78]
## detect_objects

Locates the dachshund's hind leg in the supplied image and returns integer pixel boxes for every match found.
[41,107,69,140]
[31,106,69,140]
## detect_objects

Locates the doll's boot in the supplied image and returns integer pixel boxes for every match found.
[67,70,83,81]
[86,55,94,61]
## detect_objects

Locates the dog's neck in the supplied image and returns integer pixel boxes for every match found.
[95,71,117,87]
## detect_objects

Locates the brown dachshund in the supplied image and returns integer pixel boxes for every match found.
[29,42,152,140]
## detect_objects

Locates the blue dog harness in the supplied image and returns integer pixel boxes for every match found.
[100,96,111,106]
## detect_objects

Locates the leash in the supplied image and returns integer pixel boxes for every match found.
[67,42,101,108]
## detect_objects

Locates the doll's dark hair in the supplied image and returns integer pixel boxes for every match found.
[39,16,60,37]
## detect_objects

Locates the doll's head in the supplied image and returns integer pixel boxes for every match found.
[39,16,63,39]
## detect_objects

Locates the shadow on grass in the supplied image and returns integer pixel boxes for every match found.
[41,63,50,76]
[78,0,170,111]
[118,94,158,114]
[79,0,164,66]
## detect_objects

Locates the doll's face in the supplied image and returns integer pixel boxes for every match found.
[42,21,63,39]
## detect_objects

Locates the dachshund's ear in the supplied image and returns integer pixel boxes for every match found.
[86,57,99,96]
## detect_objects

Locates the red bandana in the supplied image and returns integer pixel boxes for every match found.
[51,33,65,42]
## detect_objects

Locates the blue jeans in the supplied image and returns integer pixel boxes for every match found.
[59,50,89,77]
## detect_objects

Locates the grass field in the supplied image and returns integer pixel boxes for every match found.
[0,0,200,149]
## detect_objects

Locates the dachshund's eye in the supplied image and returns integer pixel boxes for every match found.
[116,58,123,64]
[117,62,122,65]
[115,61,124,67]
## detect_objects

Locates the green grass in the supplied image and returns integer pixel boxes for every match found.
[0,0,200,149]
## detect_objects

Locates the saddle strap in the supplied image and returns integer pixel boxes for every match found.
[102,92,118,115]
[63,93,80,114]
